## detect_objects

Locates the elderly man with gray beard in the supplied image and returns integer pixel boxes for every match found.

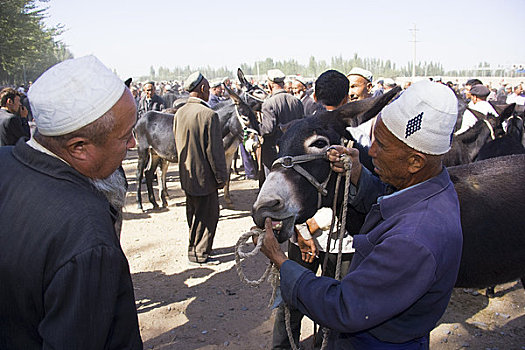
[0,55,142,349]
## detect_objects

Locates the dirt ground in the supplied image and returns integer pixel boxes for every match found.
[120,151,525,349]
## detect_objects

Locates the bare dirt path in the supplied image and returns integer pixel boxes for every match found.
[120,152,525,349]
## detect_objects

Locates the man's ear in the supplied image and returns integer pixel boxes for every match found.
[366,82,373,94]
[407,152,426,174]
[312,92,318,103]
[65,137,91,161]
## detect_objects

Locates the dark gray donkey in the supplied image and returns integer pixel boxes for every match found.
[133,83,261,210]
[252,90,525,290]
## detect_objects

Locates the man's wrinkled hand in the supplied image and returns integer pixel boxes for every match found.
[296,227,318,264]
[326,145,363,185]
[253,218,288,268]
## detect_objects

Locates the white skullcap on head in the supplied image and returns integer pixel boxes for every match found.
[267,69,286,83]
[381,80,458,155]
[347,67,373,82]
[28,55,125,136]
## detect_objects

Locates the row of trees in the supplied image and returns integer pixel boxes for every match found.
[146,55,524,83]
[0,0,72,86]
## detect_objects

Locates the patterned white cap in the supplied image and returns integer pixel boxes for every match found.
[28,55,125,136]
[381,80,458,155]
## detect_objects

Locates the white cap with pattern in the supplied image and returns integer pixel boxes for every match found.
[28,55,125,136]
[381,80,458,155]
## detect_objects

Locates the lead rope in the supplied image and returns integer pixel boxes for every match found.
[235,156,353,350]
[318,154,352,350]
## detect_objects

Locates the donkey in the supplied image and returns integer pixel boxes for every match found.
[443,104,515,166]
[477,112,525,161]
[134,86,261,210]
[134,111,178,210]
[252,92,525,290]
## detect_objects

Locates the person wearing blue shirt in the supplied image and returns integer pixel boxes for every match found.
[258,80,463,349]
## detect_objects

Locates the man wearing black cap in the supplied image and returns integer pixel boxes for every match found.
[455,84,498,135]
[464,78,482,101]
[260,69,304,180]
[173,72,227,265]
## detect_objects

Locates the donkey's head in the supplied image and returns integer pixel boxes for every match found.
[252,87,401,242]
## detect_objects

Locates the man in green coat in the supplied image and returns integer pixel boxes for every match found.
[174,72,227,264]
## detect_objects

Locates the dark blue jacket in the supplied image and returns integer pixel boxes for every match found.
[280,167,462,348]
[0,109,30,146]
[0,140,142,349]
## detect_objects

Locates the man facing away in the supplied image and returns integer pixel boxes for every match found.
[260,69,304,179]
[0,55,142,349]
[259,80,463,349]
[173,72,227,265]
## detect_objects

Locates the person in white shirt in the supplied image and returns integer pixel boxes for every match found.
[506,84,525,106]
[455,84,498,135]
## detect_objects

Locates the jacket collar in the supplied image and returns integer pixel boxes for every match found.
[379,168,453,219]
[271,89,288,97]
[12,139,98,195]
[187,96,211,108]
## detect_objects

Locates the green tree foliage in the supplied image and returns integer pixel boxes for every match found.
[0,0,72,86]
[143,55,521,82]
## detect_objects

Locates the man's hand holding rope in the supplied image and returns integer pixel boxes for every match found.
[253,218,289,269]
[326,145,363,185]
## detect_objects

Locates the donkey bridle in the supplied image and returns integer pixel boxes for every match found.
[272,153,332,209]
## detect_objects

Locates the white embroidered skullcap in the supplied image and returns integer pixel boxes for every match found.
[381,80,458,155]
[184,71,204,92]
[28,55,125,136]
[347,67,373,82]
[267,69,286,83]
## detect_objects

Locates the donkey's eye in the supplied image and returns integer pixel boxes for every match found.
[310,139,328,149]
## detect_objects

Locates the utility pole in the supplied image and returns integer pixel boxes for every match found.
[409,24,419,78]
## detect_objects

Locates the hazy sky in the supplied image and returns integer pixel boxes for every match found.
[42,0,525,79]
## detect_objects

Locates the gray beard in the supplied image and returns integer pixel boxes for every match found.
[89,169,127,211]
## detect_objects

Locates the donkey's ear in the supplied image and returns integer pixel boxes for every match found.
[280,119,300,134]
[332,86,402,128]
[494,102,516,119]
[468,108,486,121]
[224,83,243,105]
[237,68,253,89]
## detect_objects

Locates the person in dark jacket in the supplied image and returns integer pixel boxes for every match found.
[173,72,228,265]
[208,80,225,108]
[0,55,142,349]
[0,87,30,146]
[260,69,304,178]
[137,81,165,118]
[258,80,463,349]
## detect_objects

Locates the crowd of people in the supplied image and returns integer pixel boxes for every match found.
[0,55,524,349]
